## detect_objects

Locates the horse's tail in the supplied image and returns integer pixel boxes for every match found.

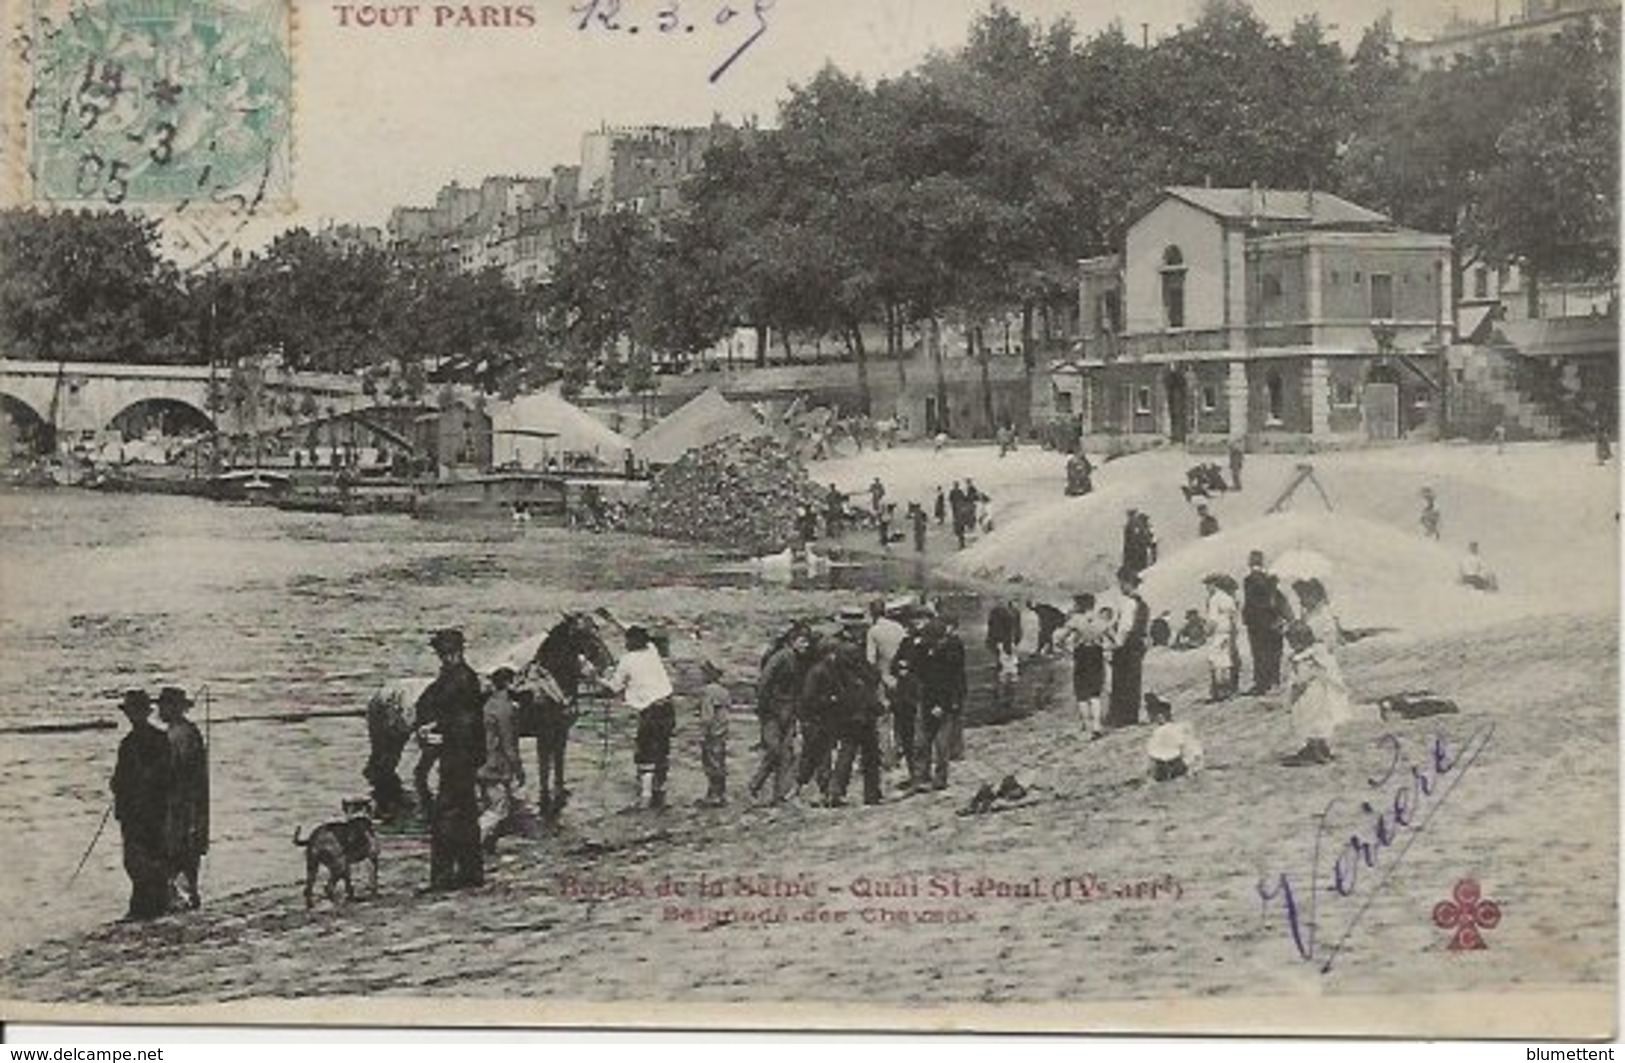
[293,826,310,847]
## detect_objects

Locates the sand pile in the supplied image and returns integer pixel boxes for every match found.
[1136,511,1465,633]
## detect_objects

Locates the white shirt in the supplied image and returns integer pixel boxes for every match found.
[866,617,907,688]
[604,646,674,710]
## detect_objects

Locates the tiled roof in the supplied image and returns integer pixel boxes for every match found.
[1163,187,1392,227]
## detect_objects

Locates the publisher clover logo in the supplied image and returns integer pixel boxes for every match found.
[1432,878,1501,950]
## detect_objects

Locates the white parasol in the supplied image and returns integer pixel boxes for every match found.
[1271,548,1334,585]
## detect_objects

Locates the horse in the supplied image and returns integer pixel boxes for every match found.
[361,613,616,824]
[507,612,616,817]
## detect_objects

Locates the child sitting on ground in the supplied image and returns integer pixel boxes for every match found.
[1144,694,1204,782]
[696,661,731,806]
[1172,609,1208,650]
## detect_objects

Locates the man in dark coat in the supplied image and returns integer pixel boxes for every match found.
[798,609,883,806]
[111,690,172,921]
[1106,568,1151,728]
[909,619,965,791]
[948,482,969,548]
[417,628,486,891]
[157,686,208,911]
[1242,550,1287,695]
[985,599,1022,717]
[750,623,811,805]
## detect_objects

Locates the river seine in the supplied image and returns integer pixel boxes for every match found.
[0,489,936,953]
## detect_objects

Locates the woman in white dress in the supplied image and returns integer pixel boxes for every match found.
[1281,578,1352,766]
[1202,573,1241,702]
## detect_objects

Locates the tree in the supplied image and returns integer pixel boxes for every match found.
[0,209,190,363]
[542,211,658,394]
[1342,19,1620,315]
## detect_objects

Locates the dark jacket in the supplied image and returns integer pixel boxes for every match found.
[757,643,805,720]
[165,717,209,859]
[418,661,486,795]
[1242,571,1286,629]
[985,602,1022,655]
[113,722,172,843]
[801,635,882,726]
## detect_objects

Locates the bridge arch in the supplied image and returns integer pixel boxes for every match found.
[106,397,216,440]
[0,392,54,457]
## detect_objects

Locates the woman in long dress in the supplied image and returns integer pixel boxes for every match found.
[1202,574,1241,702]
[1281,578,1352,766]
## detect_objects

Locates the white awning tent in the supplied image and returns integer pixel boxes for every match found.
[630,386,767,466]
[488,391,635,469]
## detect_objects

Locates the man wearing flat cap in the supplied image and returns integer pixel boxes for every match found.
[111,690,172,920]
[157,686,209,910]
[415,628,486,890]
[797,607,884,806]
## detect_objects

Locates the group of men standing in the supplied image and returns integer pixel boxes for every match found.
[750,600,968,808]
[110,686,210,921]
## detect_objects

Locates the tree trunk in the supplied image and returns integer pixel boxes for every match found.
[848,322,872,417]
[889,303,906,389]
[779,327,794,363]
[975,324,995,437]
[930,317,948,436]
[1020,300,1036,434]
[753,324,766,368]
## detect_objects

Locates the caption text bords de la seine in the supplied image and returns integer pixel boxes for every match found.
[555,871,1184,904]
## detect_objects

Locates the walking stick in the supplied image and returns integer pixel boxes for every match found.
[66,802,113,890]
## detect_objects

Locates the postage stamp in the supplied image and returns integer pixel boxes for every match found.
[15,0,293,212]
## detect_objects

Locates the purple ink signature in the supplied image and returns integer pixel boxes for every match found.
[1257,723,1496,973]
[571,0,775,83]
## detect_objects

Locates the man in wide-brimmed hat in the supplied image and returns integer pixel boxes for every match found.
[157,686,209,910]
[111,689,172,920]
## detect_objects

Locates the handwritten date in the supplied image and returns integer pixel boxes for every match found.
[571,0,775,82]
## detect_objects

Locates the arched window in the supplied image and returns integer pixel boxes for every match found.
[1160,246,1186,329]
[1266,371,1285,424]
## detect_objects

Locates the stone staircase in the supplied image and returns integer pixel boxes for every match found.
[1445,345,1570,440]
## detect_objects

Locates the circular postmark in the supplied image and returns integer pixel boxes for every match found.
[17,0,293,267]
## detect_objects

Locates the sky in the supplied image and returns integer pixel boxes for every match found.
[200,0,1505,240]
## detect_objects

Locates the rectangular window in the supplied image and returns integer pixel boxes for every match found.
[1474,266,1490,300]
[1370,273,1395,319]
[1135,386,1153,415]
[1201,385,1218,413]
[1332,380,1357,407]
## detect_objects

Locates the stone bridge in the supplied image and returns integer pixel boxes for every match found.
[0,359,361,449]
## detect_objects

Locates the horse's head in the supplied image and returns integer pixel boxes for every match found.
[568,612,617,674]
[532,612,616,696]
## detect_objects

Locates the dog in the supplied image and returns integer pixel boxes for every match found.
[294,797,380,909]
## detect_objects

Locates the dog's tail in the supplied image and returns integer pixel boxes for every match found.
[293,826,310,847]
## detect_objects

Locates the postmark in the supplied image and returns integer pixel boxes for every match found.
[15,0,292,217]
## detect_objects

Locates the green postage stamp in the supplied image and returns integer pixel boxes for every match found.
[19,0,293,211]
